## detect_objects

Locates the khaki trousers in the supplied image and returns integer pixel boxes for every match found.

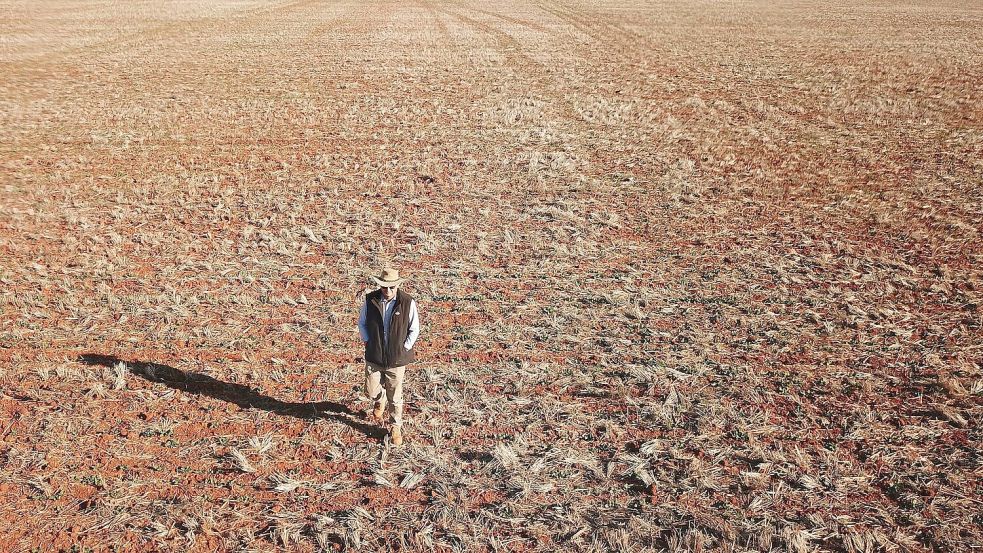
[364,362,405,428]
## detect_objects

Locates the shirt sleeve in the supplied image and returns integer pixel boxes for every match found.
[357,299,369,342]
[403,299,420,350]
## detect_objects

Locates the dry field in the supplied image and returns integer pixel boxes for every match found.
[1,0,981,551]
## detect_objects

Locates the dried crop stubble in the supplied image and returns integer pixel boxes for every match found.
[1,0,981,551]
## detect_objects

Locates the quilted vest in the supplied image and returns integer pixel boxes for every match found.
[364,289,416,368]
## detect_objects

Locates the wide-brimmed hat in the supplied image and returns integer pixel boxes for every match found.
[370,268,405,288]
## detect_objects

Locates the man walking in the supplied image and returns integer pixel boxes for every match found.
[358,268,420,446]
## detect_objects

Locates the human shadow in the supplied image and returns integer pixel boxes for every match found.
[79,354,386,439]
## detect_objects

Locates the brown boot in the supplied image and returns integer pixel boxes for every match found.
[390,427,403,446]
[371,403,385,421]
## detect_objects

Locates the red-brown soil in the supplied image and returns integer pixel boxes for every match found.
[1,0,981,551]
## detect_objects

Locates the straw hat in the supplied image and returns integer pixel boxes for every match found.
[370,268,405,288]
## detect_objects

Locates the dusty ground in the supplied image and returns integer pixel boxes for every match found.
[1,0,981,551]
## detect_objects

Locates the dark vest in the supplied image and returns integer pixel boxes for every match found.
[364,289,416,368]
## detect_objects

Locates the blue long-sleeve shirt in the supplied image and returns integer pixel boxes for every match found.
[358,296,420,350]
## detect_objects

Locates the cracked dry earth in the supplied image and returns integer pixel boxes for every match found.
[1,0,981,551]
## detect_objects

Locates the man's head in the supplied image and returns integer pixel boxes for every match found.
[380,283,398,300]
[371,267,405,300]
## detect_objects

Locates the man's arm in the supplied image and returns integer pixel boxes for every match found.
[357,300,369,342]
[403,299,420,350]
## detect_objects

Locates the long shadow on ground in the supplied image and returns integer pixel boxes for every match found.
[79,353,385,439]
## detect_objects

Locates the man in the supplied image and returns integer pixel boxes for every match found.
[357,268,420,446]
